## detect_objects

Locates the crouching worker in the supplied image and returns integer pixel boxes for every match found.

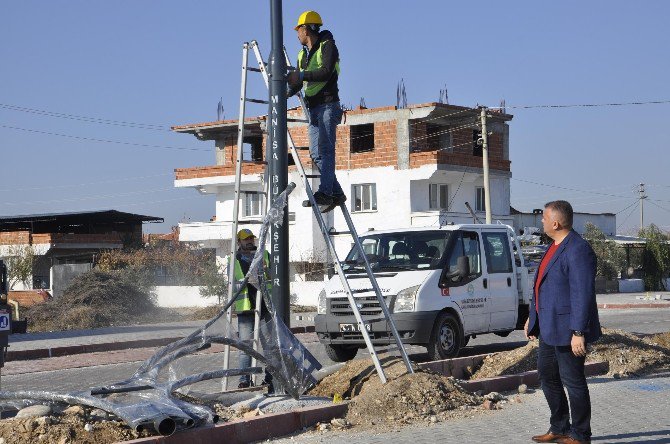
[229,228,273,391]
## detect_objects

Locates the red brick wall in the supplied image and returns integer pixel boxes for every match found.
[410,123,509,171]
[0,231,30,245]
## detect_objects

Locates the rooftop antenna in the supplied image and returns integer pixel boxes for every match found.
[217,97,225,120]
[499,98,506,114]
[359,97,367,109]
[438,84,449,104]
[396,78,407,109]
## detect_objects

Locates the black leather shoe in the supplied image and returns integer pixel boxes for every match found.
[313,191,333,205]
[532,432,569,443]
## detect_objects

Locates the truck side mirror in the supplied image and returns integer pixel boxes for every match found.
[440,255,471,287]
[456,255,470,278]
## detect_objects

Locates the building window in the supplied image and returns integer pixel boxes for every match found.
[351,123,375,152]
[429,184,449,210]
[352,183,377,212]
[473,130,482,157]
[242,136,264,161]
[475,187,485,212]
[242,192,264,217]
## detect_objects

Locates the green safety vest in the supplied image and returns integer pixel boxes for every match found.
[297,40,341,98]
[232,250,271,313]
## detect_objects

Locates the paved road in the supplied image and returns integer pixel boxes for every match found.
[2,308,668,394]
[272,374,670,443]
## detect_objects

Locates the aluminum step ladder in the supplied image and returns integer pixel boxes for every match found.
[226,40,413,385]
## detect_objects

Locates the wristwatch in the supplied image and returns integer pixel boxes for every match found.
[572,330,584,337]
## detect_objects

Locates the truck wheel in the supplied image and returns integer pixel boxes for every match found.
[324,344,359,362]
[427,313,462,361]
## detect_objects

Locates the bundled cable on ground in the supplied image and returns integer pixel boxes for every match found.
[0,182,322,436]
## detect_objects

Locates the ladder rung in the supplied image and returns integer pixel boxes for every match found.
[241,160,268,164]
[247,67,263,72]
[305,174,320,178]
[238,220,263,225]
[329,230,351,236]
[350,288,374,294]
[295,146,310,151]
[287,118,308,123]
[245,98,269,104]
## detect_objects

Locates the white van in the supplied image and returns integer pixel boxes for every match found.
[314,224,536,362]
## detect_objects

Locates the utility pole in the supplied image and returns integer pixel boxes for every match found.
[268,0,290,326]
[638,183,647,230]
[480,107,492,224]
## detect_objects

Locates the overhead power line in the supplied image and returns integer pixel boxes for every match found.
[0,103,168,131]
[491,99,670,110]
[0,124,209,152]
[0,173,174,193]
[511,178,670,204]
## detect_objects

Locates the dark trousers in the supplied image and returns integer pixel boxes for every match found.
[538,336,592,441]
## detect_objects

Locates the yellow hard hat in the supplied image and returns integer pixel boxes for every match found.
[237,229,256,240]
[295,10,323,31]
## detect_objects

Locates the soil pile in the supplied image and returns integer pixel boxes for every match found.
[589,329,670,376]
[0,408,150,444]
[471,329,670,379]
[471,341,538,380]
[310,358,482,428]
[648,331,670,349]
[24,269,161,332]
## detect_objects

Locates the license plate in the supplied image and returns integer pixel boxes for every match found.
[339,323,371,332]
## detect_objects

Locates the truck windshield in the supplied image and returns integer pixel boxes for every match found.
[343,231,451,272]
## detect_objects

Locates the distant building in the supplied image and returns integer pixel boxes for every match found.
[172,102,513,304]
[0,210,162,297]
[511,207,616,237]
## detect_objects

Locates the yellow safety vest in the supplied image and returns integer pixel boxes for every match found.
[297,40,341,98]
[232,251,271,313]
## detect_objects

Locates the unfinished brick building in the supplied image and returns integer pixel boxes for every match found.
[172,102,513,305]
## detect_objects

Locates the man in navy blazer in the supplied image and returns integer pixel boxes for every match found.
[524,200,601,444]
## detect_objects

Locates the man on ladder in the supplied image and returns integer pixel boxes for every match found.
[229,228,273,391]
[287,10,346,212]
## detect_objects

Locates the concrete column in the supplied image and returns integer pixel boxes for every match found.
[396,109,411,170]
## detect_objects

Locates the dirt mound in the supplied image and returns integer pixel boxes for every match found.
[346,370,481,426]
[0,410,148,444]
[186,305,223,321]
[309,358,481,427]
[471,329,670,379]
[24,269,160,332]
[471,341,538,380]
[309,357,407,399]
[590,329,670,376]
[648,332,670,349]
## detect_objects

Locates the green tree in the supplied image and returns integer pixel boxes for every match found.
[583,223,625,280]
[638,224,670,291]
[5,245,35,290]
[198,261,228,304]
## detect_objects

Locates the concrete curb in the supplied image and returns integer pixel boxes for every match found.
[598,303,670,309]
[116,356,608,443]
[8,326,315,362]
[418,354,609,392]
[459,361,609,393]
[119,402,347,444]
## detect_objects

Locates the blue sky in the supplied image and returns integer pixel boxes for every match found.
[2,1,669,234]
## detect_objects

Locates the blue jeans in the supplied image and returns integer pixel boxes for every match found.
[538,336,592,441]
[308,101,344,197]
[237,313,254,384]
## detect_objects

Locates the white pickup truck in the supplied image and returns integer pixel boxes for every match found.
[314,224,536,362]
